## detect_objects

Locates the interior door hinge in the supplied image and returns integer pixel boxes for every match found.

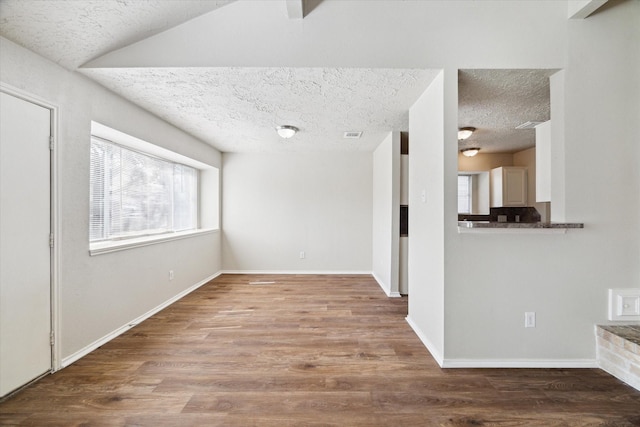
[49,233,54,248]
[50,331,55,346]
[49,136,54,150]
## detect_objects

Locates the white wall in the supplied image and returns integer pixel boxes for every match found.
[407,71,446,364]
[549,71,567,222]
[372,132,400,297]
[442,0,640,366]
[0,37,223,364]
[91,0,567,69]
[2,0,638,372]
[221,152,372,273]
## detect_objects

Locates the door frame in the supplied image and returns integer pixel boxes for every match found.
[1,82,61,373]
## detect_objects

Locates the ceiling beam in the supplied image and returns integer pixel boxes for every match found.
[285,0,304,19]
[568,0,608,19]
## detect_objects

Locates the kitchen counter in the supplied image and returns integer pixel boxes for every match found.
[458,221,584,234]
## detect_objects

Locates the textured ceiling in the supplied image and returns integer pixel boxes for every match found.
[82,67,439,152]
[458,69,553,154]
[0,1,553,154]
[0,0,234,69]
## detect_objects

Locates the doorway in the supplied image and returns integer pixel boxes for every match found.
[0,88,55,398]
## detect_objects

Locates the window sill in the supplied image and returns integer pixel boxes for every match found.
[89,228,219,256]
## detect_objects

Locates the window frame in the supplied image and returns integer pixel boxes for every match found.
[90,136,200,243]
[89,122,219,256]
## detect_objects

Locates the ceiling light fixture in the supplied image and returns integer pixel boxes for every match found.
[276,125,299,139]
[458,127,476,140]
[461,148,480,157]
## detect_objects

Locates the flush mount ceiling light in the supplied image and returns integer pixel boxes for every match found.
[461,148,480,157]
[458,127,476,140]
[276,125,299,139]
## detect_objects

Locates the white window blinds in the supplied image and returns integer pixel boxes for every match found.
[90,137,197,242]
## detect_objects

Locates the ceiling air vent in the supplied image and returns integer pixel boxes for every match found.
[515,121,543,130]
[343,131,363,139]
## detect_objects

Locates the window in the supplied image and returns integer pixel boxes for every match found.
[90,137,198,242]
[89,121,219,256]
[458,174,472,214]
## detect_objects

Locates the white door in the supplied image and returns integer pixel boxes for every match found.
[0,91,52,397]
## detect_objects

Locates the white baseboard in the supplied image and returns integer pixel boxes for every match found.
[405,316,597,369]
[442,359,598,368]
[61,271,221,368]
[59,270,598,372]
[372,272,401,298]
[372,272,390,296]
[220,270,373,275]
[405,315,444,367]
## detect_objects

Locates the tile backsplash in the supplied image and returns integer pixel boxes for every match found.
[458,207,541,223]
[490,207,541,223]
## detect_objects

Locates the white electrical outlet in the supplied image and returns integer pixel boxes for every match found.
[169,270,174,280]
[524,312,536,328]
[299,251,305,259]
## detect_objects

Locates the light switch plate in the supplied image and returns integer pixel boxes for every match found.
[608,289,640,321]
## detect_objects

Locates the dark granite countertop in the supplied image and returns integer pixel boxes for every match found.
[458,221,584,229]
[598,325,640,346]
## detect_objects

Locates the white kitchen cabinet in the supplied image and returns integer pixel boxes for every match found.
[535,120,551,202]
[491,166,528,207]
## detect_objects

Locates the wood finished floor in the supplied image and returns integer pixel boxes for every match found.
[1,274,640,426]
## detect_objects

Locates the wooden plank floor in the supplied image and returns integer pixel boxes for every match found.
[1,274,639,426]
